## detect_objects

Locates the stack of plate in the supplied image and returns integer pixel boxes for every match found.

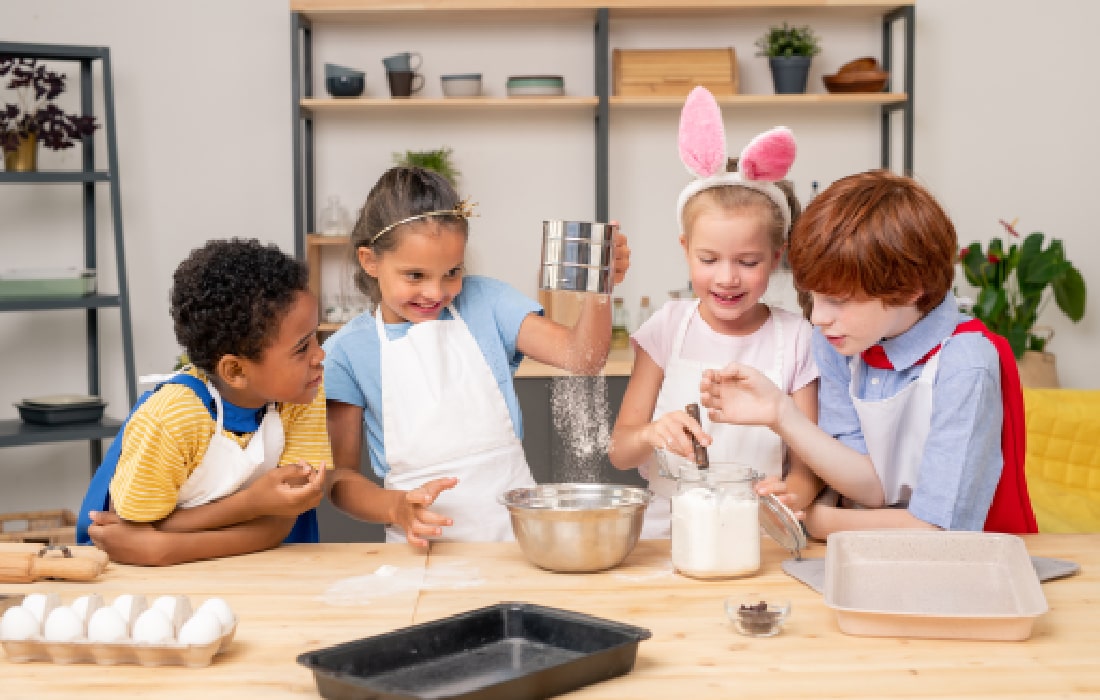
[16,394,106,425]
[506,75,564,97]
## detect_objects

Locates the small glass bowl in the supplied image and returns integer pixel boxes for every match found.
[725,598,791,638]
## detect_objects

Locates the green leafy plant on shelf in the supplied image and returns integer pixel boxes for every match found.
[392,147,459,185]
[754,22,822,58]
[958,218,1087,358]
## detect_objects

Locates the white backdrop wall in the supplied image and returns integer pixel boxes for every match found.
[2,0,1097,515]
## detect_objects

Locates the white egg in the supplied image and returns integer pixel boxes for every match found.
[196,597,235,634]
[131,607,174,644]
[1,605,41,641]
[111,593,148,626]
[21,593,59,624]
[87,606,130,643]
[177,610,223,646]
[44,606,84,642]
[70,594,104,624]
[152,595,193,633]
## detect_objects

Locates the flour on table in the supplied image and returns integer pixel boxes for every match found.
[322,559,486,606]
[612,557,674,582]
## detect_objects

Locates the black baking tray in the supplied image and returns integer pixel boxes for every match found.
[15,401,106,425]
[297,602,651,700]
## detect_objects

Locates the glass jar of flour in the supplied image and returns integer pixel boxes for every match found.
[671,462,762,579]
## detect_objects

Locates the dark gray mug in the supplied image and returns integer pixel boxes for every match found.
[387,70,424,98]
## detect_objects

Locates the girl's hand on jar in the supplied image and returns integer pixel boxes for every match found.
[755,477,805,520]
[645,410,710,459]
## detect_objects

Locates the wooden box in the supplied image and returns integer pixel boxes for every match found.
[0,509,77,545]
[613,48,738,97]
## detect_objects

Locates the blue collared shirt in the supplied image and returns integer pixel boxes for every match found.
[814,293,1003,530]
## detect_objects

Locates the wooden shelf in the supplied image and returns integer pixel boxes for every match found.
[613,92,908,107]
[301,97,598,113]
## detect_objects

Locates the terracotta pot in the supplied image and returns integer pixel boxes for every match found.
[1017,350,1060,389]
[3,133,38,172]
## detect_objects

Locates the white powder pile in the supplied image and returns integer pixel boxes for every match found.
[550,376,611,483]
[322,560,486,606]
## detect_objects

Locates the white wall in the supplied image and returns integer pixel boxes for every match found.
[2,0,1098,514]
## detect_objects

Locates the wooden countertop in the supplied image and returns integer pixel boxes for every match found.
[5,535,1099,698]
[516,345,634,378]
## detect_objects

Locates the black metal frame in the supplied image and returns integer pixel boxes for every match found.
[0,42,136,466]
[881,5,915,174]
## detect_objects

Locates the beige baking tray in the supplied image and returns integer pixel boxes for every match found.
[823,530,1048,641]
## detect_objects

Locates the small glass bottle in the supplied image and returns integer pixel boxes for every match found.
[671,463,761,579]
[611,296,630,349]
[319,195,350,236]
[637,295,653,328]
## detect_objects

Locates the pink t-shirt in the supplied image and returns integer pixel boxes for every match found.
[632,300,818,394]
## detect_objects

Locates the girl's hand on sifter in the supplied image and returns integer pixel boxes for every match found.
[610,223,631,285]
[700,363,786,429]
[645,409,711,460]
[248,462,326,518]
[394,477,458,547]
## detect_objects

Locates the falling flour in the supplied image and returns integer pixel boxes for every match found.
[550,376,611,483]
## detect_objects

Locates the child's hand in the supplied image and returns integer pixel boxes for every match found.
[87,511,163,565]
[700,363,785,428]
[610,223,631,285]
[248,462,326,518]
[754,477,805,520]
[644,410,711,460]
[393,477,458,547]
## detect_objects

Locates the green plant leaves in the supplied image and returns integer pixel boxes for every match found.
[754,22,822,58]
[960,225,1087,358]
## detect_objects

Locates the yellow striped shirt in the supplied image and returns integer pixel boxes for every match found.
[109,368,332,523]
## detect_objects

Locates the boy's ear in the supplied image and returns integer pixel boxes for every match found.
[215,354,249,389]
[357,247,378,277]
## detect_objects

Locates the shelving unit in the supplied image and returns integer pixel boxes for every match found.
[290,0,914,300]
[0,42,137,469]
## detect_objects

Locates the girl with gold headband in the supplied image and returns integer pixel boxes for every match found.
[323,166,631,544]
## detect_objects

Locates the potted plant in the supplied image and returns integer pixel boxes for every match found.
[392,147,459,186]
[754,22,822,95]
[1,57,99,172]
[958,218,1087,385]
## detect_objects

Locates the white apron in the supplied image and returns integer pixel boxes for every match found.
[849,348,940,506]
[176,380,284,509]
[376,304,535,543]
[638,300,785,539]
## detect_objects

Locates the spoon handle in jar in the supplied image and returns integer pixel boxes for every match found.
[684,403,709,469]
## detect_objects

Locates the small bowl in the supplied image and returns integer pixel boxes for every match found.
[822,70,889,94]
[324,63,364,80]
[326,75,365,98]
[836,56,881,74]
[441,73,482,98]
[500,483,651,573]
[725,599,791,638]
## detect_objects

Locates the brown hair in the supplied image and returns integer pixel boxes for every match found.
[788,170,957,314]
[350,166,469,304]
[680,158,801,253]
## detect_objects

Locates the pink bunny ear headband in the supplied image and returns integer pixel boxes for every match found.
[676,86,797,235]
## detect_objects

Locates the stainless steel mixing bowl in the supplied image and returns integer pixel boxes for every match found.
[500,483,652,573]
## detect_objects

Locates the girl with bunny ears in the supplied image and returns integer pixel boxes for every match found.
[609,87,822,540]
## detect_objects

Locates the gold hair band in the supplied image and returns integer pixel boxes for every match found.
[369,198,478,245]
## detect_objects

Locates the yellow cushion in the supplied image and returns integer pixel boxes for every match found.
[1024,388,1100,533]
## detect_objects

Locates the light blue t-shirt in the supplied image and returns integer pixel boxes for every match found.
[814,292,1003,531]
[322,275,542,478]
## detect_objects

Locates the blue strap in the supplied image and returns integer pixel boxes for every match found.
[76,375,319,544]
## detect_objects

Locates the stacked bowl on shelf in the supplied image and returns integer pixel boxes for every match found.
[822,56,889,93]
[506,75,564,97]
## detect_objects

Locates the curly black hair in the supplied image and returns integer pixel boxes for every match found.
[170,238,309,373]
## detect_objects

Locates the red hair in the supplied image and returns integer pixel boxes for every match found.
[789,170,957,314]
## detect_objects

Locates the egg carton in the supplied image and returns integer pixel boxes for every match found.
[0,592,237,668]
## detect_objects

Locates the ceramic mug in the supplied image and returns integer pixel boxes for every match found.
[382,52,422,73]
[387,70,424,98]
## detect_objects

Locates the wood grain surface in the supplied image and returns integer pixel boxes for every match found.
[2,536,1097,699]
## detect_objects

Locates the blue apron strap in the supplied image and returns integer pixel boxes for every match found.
[76,374,320,545]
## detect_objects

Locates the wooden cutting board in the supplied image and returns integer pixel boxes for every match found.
[0,543,108,583]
